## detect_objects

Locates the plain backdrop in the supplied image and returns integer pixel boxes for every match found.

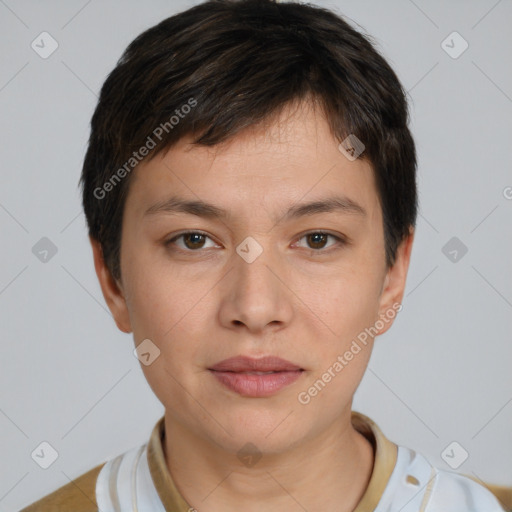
[1,0,511,510]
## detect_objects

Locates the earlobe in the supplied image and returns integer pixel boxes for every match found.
[89,237,132,334]
[376,228,415,336]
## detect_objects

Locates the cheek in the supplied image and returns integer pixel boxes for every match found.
[295,261,383,341]
[291,266,384,408]
[122,246,198,338]
[296,279,378,410]
[124,261,215,388]
[131,294,207,412]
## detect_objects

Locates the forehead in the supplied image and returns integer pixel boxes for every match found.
[125,101,381,227]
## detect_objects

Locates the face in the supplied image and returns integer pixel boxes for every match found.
[92,100,413,455]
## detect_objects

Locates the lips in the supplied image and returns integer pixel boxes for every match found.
[208,356,304,397]
[209,355,303,373]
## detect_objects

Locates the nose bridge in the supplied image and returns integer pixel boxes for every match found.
[220,234,292,332]
[237,238,274,285]
[234,234,280,299]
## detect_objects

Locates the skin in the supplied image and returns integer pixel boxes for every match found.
[91,99,414,511]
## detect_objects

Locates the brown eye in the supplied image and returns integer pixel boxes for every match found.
[306,233,329,249]
[295,232,345,251]
[182,233,206,250]
[166,231,217,251]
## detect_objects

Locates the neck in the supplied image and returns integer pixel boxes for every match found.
[162,410,375,512]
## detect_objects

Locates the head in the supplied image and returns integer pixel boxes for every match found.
[81,0,417,454]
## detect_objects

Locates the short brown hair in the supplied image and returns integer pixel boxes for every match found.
[80,0,418,281]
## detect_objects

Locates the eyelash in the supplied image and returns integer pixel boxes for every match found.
[164,230,347,254]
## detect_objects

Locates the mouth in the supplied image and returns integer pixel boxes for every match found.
[209,355,303,373]
[208,356,304,397]
[226,371,289,375]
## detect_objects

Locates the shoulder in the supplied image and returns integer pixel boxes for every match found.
[18,462,105,512]
[383,445,506,512]
[428,468,506,512]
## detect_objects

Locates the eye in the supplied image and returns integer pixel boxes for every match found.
[165,231,218,251]
[165,230,347,253]
[294,231,346,251]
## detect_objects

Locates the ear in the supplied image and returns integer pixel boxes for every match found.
[375,228,415,336]
[90,237,132,333]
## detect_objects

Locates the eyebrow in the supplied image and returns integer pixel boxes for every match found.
[144,195,366,221]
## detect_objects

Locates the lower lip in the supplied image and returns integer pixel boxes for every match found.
[209,370,303,397]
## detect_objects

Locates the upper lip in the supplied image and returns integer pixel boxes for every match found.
[209,356,303,372]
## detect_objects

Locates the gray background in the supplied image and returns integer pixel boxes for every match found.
[1,0,511,510]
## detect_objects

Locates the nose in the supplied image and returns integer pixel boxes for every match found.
[217,239,294,335]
